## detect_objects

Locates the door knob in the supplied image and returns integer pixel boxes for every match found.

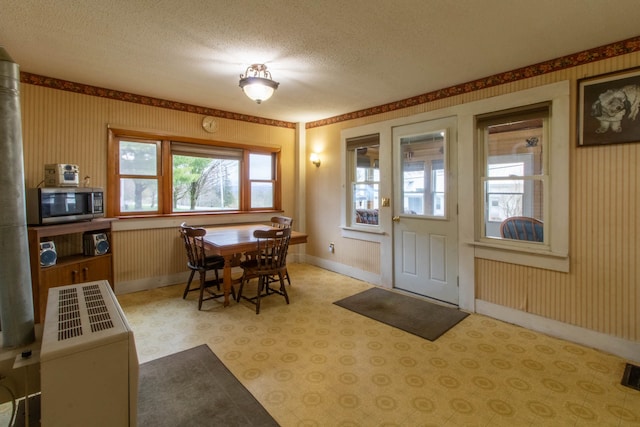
[392,216,400,222]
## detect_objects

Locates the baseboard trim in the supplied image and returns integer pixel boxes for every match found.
[114,272,189,295]
[476,299,640,364]
[303,255,381,285]
[114,266,245,295]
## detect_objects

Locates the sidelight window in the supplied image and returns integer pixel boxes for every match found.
[346,134,380,226]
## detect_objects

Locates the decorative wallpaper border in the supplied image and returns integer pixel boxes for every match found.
[20,36,640,130]
[306,35,640,129]
[19,72,297,129]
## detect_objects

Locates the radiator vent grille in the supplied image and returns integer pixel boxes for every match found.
[56,283,114,341]
[57,288,82,341]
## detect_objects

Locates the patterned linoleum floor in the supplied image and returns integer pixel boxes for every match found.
[117,263,639,427]
[4,264,635,426]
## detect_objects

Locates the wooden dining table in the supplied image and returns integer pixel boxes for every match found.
[203,223,308,306]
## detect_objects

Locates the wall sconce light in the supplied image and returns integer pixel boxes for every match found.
[310,153,321,168]
[239,64,279,104]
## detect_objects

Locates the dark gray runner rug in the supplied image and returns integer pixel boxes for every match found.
[334,287,468,341]
[138,344,279,427]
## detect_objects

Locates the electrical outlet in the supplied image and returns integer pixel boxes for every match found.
[329,242,335,253]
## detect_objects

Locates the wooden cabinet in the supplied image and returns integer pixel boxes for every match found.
[28,219,115,323]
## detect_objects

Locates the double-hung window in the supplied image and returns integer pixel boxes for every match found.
[248,153,276,209]
[478,105,548,244]
[116,138,162,213]
[346,134,380,226]
[470,81,570,272]
[108,129,280,216]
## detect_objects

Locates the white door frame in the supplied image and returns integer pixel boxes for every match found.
[340,113,465,303]
[391,117,459,304]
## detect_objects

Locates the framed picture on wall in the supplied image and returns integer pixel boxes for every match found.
[578,67,640,147]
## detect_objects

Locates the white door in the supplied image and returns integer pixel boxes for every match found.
[392,117,459,305]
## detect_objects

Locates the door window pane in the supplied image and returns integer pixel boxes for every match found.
[403,160,424,214]
[432,165,445,216]
[401,132,445,217]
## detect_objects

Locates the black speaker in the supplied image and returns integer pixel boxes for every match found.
[83,232,110,256]
[40,241,57,267]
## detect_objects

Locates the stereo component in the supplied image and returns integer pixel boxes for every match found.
[40,241,57,267]
[83,233,109,256]
[44,163,79,187]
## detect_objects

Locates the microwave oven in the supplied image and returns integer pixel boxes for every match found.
[26,187,104,225]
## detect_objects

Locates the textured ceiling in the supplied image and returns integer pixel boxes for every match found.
[2,0,640,124]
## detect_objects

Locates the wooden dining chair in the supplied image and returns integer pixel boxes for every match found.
[236,227,291,314]
[270,216,293,285]
[271,216,293,229]
[179,222,233,310]
[499,216,543,242]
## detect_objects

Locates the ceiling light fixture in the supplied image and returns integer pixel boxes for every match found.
[239,64,279,104]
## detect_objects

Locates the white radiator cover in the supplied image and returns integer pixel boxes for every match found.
[40,280,138,427]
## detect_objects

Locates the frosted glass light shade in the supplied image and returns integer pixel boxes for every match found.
[240,77,277,104]
[239,64,279,104]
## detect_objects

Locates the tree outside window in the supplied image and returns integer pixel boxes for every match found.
[108,129,280,216]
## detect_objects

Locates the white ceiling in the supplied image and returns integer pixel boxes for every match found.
[2,0,640,124]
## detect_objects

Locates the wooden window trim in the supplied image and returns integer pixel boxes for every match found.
[107,127,281,217]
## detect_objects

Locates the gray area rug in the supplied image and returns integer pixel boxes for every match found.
[138,344,279,427]
[334,287,468,341]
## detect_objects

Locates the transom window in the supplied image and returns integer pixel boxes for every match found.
[107,129,280,217]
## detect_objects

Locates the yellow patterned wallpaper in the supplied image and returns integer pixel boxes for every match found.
[17,39,640,344]
[305,53,640,343]
[19,84,296,291]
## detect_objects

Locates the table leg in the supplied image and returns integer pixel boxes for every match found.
[223,255,233,306]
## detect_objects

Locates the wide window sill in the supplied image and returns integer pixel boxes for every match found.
[341,225,386,242]
[469,240,569,272]
[112,212,280,231]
